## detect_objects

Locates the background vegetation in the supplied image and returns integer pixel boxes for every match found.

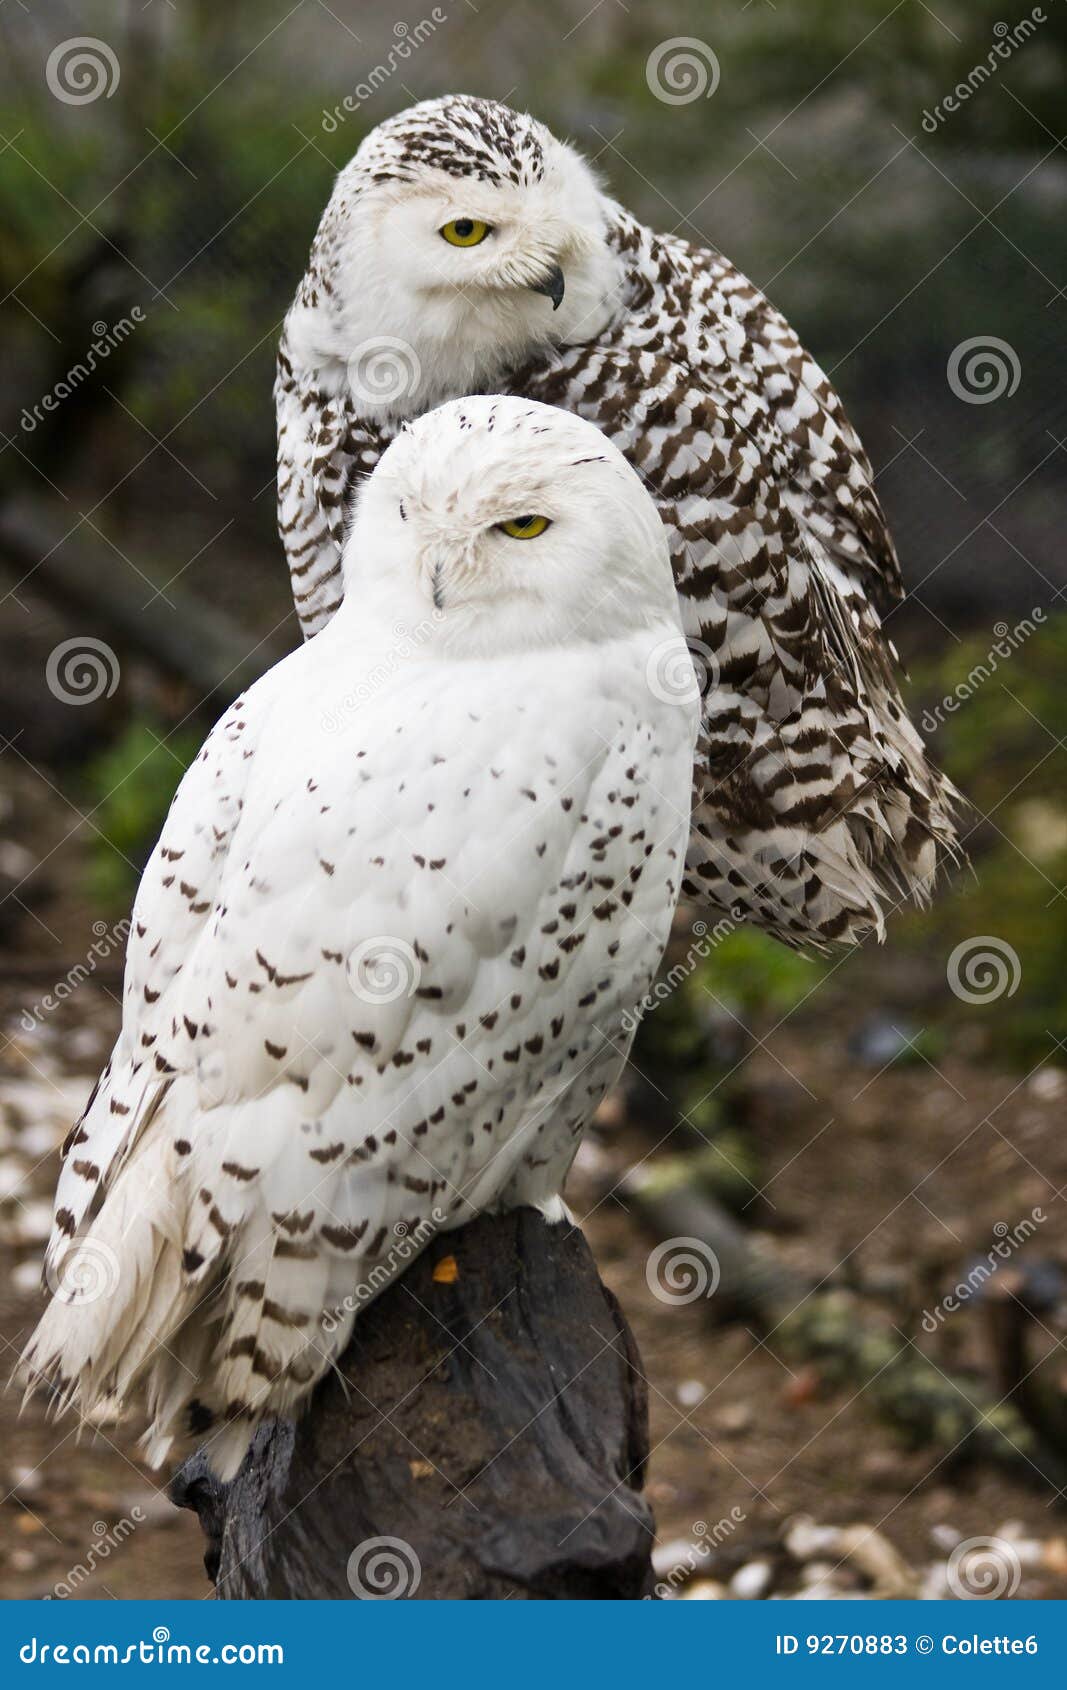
[1,0,1065,1600]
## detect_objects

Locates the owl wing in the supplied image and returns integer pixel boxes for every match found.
[25,670,289,1446]
[517,341,957,947]
[43,679,287,1283]
[690,239,904,614]
[275,333,390,639]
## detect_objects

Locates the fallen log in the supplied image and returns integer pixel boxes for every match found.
[623,1143,1067,1497]
[172,1208,655,1600]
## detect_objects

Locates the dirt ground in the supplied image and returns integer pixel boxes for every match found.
[1,760,1065,1601]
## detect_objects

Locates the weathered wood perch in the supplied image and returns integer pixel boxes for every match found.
[171,1208,655,1599]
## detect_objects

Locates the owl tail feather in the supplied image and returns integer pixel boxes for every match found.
[20,1130,193,1429]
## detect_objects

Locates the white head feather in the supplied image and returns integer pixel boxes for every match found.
[337,395,677,658]
[285,96,623,417]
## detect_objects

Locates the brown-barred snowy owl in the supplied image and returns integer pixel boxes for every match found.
[276,95,958,951]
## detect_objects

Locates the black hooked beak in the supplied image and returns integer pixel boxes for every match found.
[528,263,565,311]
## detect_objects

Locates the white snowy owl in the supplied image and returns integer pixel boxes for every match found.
[277,95,958,951]
[24,396,697,1478]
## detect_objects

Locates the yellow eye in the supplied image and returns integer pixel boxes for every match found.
[440,218,490,247]
[498,515,551,540]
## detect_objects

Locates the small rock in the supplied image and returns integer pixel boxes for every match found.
[994,1521,1043,1567]
[791,1585,868,1600]
[785,1514,839,1562]
[850,1017,919,1067]
[0,1159,32,1202]
[800,1560,837,1587]
[6,1199,53,1246]
[715,1402,752,1434]
[1029,1068,1066,1101]
[8,1465,44,1499]
[67,1027,105,1062]
[11,1259,41,1295]
[676,1379,705,1409]
[0,843,37,880]
[16,1124,60,1159]
[919,1562,952,1601]
[836,1524,917,1597]
[652,1537,696,1579]
[730,1560,772,1599]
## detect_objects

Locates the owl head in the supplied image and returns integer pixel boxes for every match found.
[342,395,678,657]
[285,97,621,416]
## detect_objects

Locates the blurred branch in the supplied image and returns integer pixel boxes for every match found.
[624,1141,1067,1498]
[0,496,285,707]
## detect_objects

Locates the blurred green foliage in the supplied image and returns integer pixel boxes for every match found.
[898,610,1067,1064]
[3,0,1064,524]
[83,718,199,909]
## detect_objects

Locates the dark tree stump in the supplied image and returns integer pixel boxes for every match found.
[172,1209,655,1599]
